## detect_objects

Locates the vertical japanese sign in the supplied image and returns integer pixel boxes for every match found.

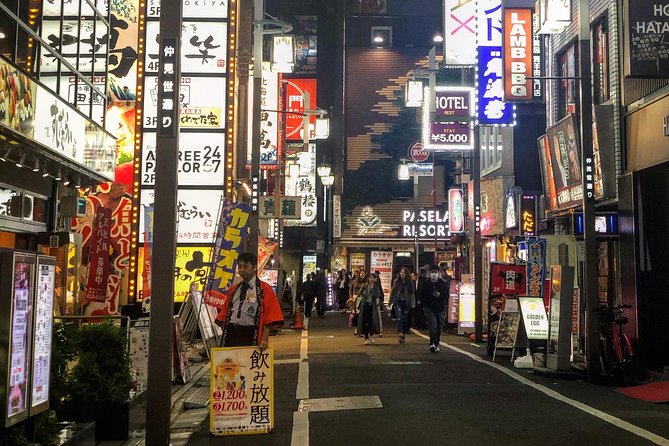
[332,194,342,238]
[444,0,477,65]
[85,207,113,302]
[477,0,515,125]
[158,38,178,137]
[284,143,317,227]
[370,251,393,297]
[204,200,252,308]
[526,237,546,298]
[284,78,317,141]
[546,115,583,209]
[503,8,534,102]
[448,188,464,233]
[520,195,537,236]
[210,347,274,435]
[260,63,279,168]
[142,205,154,301]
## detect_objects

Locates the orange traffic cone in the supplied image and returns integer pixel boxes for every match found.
[291,306,305,330]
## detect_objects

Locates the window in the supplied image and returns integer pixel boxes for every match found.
[557,43,578,119]
[592,19,610,104]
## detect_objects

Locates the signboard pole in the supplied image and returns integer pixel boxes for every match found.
[578,0,600,381]
[473,127,483,343]
[146,0,182,443]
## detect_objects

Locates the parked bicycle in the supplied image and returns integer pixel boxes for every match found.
[596,304,635,386]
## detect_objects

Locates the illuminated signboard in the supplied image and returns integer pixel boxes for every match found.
[520,195,537,236]
[444,0,477,65]
[141,133,225,186]
[536,0,571,35]
[145,21,227,74]
[503,8,534,102]
[546,115,583,210]
[519,296,549,340]
[143,76,226,129]
[139,189,222,244]
[477,0,515,125]
[333,194,342,238]
[147,0,229,19]
[423,87,475,150]
[284,78,318,141]
[402,209,450,238]
[284,143,317,227]
[448,189,465,234]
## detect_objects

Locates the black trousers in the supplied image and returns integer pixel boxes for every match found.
[304,296,314,317]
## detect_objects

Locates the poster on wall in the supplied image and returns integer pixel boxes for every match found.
[350,253,366,273]
[546,115,583,210]
[210,347,274,436]
[139,189,222,244]
[142,132,225,186]
[0,58,37,139]
[302,255,317,282]
[8,260,33,422]
[370,251,393,298]
[143,76,226,129]
[30,259,55,412]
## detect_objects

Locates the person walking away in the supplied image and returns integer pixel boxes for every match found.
[412,267,429,330]
[300,273,317,318]
[214,252,284,349]
[335,269,349,312]
[356,272,382,345]
[390,267,415,343]
[314,271,327,318]
[374,270,385,337]
[419,265,449,352]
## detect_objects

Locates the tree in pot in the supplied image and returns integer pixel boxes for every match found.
[61,320,132,441]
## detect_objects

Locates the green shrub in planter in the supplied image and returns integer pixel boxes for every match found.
[68,320,131,403]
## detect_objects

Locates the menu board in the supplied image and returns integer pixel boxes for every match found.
[128,319,150,391]
[8,261,33,419]
[519,297,549,340]
[370,251,393,298]
[30,260,55,411]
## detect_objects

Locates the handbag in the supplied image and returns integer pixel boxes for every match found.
[348,312,355,327]
[390,304,397,321]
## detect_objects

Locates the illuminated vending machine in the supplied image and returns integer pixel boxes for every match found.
[0,249,56,427]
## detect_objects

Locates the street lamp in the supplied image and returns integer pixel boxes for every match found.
[317,162,331,178]
[398,160,419,273]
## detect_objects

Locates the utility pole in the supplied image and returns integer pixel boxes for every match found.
[249,0,264,256]
[578,0,600,381]
[146,0,181,443]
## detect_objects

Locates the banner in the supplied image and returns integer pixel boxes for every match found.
[448,189,464,233]
[526,237,546,298]
[546,114,583,210]
[210,347,274,436]
[258,237,278,273]
[142,205,154,302]
[204,200,251,308]
[85,207,113,302]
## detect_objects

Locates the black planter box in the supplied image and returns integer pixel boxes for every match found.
[57,400,129,441]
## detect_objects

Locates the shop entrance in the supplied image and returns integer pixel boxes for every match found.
[636,162,669,369]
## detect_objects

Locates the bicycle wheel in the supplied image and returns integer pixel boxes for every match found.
[618,333,635,387]
[598,337,613,378]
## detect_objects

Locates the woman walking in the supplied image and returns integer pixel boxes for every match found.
[356,272,382,345]
[390,267,415,343]
[335,269,349,312]
[349,269,367,335]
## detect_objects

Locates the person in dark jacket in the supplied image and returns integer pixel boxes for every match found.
[300,274,317,318]
[335,269,349,312]
[314,271,327,317]
[418,265,449,352]
[412,267,429,330]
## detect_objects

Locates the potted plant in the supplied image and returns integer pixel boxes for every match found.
[58,320,132,441]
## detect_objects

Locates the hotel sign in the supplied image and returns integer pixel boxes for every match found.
[423,87,475,150]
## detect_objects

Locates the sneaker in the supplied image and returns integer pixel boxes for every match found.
[365,339,371,345]
[354,330,358,336]
[435,346,440,352]
[378,333,383,337]
[429,344,436,353]
[370,336,375,344]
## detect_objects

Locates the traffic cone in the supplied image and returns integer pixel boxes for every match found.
[291,306,305,330]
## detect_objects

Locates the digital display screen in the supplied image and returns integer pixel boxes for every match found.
[8,261,33,418]
[573,212,618,237]
[31,262,55,409]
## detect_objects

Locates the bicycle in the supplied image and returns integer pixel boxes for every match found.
[597,304,635,386]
